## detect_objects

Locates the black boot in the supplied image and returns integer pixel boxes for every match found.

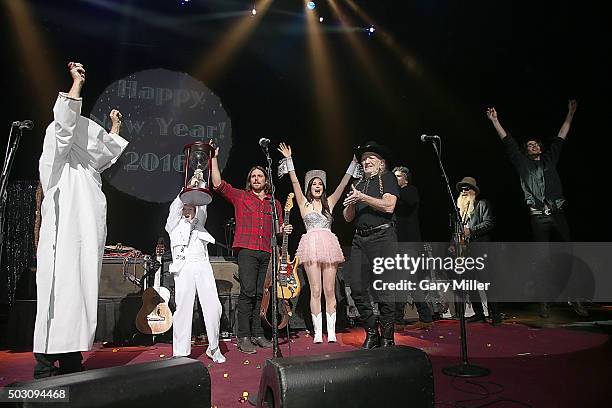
[361,327,380,349]
[381,323,395,347]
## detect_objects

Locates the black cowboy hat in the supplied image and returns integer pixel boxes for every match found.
[354,141,392,162]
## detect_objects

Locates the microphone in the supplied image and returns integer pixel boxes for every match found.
[12,120,34,130]
[259,138,270,149]
[420,134,439,142]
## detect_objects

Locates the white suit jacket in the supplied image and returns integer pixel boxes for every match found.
[165,195,216,273]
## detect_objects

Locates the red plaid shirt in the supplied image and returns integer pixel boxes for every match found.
[215,180,283,253]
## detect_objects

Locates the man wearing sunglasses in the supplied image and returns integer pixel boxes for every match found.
[454,177,501,325]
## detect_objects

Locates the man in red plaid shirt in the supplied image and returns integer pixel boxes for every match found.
[212,147,292,354]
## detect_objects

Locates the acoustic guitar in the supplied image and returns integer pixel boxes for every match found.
[135,241,173,335]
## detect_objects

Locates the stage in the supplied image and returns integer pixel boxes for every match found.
[2,308,611,407]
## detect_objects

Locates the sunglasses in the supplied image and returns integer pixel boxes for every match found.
[460,186,472,192]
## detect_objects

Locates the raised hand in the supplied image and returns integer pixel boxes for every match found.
[68,62,85,84]
[109,109,122,124]
[277,142,292,158]
[343,185,363,207]
[486,107,498,121]
[109,109,122,134]
[568,99,577,114]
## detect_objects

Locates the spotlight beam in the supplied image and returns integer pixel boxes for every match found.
[303,0,350,162]
[343,0,463,119]
[192,0,274,84]
[5,0,61,116]
[83,0,245,37]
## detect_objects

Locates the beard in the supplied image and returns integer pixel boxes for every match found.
[457,194,476,221]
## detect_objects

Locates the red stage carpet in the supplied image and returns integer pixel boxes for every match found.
[1,321,610,407]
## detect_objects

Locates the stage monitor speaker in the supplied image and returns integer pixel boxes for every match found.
[256,346,434,408]
[7,357,210,408]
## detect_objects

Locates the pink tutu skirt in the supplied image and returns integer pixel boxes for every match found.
[296,228,345,265]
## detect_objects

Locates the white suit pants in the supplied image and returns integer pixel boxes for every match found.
[173,260,222,357]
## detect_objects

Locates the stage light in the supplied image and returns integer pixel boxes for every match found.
[252,8,257,16]
[369,25,375,33]
[319,17,324,23]
[307,2,316,10]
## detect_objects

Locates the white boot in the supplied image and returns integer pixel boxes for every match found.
[206,346,226,364]
[326,312,337,343]
[312,313,323,343]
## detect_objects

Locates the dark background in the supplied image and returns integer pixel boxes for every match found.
[1,0,610,304]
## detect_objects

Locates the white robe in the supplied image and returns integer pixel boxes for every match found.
[33,93,128,354]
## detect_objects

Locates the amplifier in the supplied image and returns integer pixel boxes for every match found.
[99,257,144,298]
[210,256,239,295]
[99,256,239,298]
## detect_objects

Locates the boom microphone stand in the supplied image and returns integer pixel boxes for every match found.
[425,136,490,377]
[261,142,282,359]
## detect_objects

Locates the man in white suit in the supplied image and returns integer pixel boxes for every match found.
[33,62,128,377]
[165,192,224,363]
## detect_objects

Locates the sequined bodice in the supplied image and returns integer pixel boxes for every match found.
[303,211,331,231]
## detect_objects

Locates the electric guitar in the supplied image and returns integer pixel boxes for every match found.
[277,193,301,299]
[261,193,300,329]
[135,241,173,335]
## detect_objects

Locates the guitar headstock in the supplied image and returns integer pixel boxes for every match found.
[284,193,294,212]
[155,241,165,257]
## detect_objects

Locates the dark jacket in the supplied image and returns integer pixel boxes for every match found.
[395,185,422,242]
[464,199,495,242]
[503,135,565,210]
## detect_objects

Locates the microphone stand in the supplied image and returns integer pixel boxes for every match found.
[0,124,25,275]
[262,143,282,358]
[426,138,489,378]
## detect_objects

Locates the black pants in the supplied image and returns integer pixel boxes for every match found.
[34,352,82,379]
[236,249,271,338]
[471,300,499,318]
[394,242,433,323]
[394,301,433,323]
[531,211,573,305]
[345,228,397,330]
[530,212,570,242]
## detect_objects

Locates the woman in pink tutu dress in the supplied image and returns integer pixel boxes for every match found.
[277,143,359,343]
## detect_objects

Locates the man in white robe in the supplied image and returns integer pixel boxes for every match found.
[165,192,224,363]
[33,62,128,377]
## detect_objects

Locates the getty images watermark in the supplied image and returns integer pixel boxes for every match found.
[361,242,612,303]
[371,253,491,292]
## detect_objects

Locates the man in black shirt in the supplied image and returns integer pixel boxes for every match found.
[393,166,433,329]
[343,141,400,348]
[393,166,421,242]
[486,100,587,317]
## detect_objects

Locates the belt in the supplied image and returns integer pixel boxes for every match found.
[355,222,395,237]
[529,207,561,216]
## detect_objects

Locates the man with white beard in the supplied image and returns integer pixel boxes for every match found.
[454,177,500,325]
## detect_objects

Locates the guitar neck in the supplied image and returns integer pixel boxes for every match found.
[280,209,290,265]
